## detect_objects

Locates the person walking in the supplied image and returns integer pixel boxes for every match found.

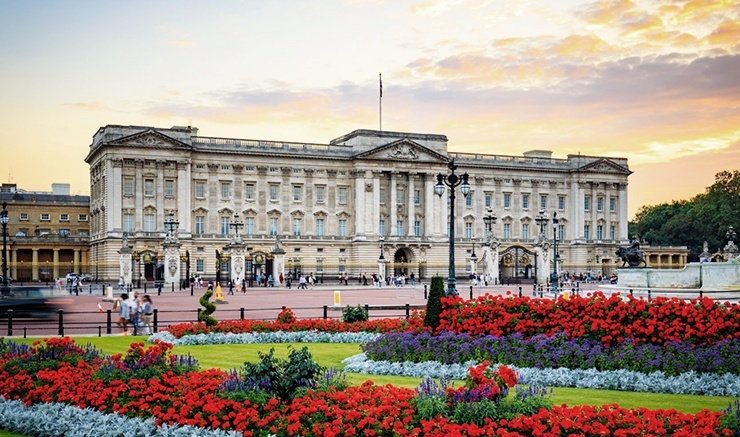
[228,280,234,295]
[129,292,141,335]
[139,295,153,335]
[114,293,130,335]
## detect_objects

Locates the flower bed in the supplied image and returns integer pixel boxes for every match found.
[437,292,740,346]
[362,331,740,376]
[1,337,736,436]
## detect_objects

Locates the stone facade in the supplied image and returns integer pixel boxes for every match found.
[0,184,90,282]
[84,125,634,284]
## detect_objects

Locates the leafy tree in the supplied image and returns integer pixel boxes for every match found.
[630,170,740,260]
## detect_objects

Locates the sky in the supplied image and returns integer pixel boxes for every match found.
[0,0,738,219]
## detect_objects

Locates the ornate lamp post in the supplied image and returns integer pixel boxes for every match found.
[1,202,9,296]
[164,212,179,240]
[229,213,244,240]
[378,236,386,282]
[483,207,497,235]
[551,212,559,295]
[435,159,471,296]
[470,237,477,277]
[535,209,548,236]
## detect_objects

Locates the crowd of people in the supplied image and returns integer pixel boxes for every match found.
[113,291,154,336]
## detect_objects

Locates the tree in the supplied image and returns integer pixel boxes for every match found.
[424,276,446,329]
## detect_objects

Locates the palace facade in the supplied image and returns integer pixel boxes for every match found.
[85,125,632,285]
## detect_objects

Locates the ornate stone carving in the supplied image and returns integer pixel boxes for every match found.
[257,166,268,175]
[365,183,373,192]
[304,168,315,176]
[232,164,244,172]
[207,163,219,172]
[326,169,337,177]
[389,143,418,160]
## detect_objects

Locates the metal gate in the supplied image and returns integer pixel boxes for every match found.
[499,245,536,283]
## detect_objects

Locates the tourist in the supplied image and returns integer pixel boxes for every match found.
[139,295,153,335]
[114,293,130,335]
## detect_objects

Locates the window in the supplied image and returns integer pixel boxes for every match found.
[245,183,255,200]
[293,185,302,201]
[338,219,347,236]
[503,223,511,239]
[316,218,325,236]
[123,178,135,196]
[144,179,154,196]
[558,196,565,210]
[396,189,404,205]
[396,220,403,236]
[466,193,473,207]
[316,259,324,274]
[485,193,492,208]
[465,222,473,238]
[78,230,88,236]
[610,197,616,212]
[269,217,278,235]
[338,187,348,204]
[379,220,386,236]
[597,224,604,240]
[196,259,204,273]
[503,193,511,208]
[165,179,175,197]
[522,223,530,239]
[20,213,28,221]
[195,181,206,198]
[584,224,591,239]
[144,214,155,232]
[78,214,88,222]
[123,214,134,233]
[584,196,591,211]
[221,260,229,274]
[221,217,230,235]
[293,218,302,236]
[40,213,50,221]
[540,195,548,210]
[414,189,421,205]
[60,214,69,222]
[221,182,231,200]
[195,216,205,234]
[269,184,279,201]
[315,186,325,203]
[245,217,255,234]
[414,221,421,237]
[597,197,604,211]
[522,194,529,209]
[558,224,565,240]
[379,188,386,204]
[610,225,616,240]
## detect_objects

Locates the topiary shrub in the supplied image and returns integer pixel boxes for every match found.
[198,288,218,327]
[342,304,369,323]
[424,276,445,329]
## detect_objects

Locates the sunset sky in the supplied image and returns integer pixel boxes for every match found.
[1,0,738,219]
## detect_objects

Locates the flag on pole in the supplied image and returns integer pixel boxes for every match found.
[379,73,383,98]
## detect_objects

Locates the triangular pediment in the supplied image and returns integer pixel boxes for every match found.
[109,129,192,150]
[354,138,448,163]
[578,158,631,175]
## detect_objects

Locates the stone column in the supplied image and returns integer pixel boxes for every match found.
[135,159,144,232]
[227,242,247,286]
[162,242,181,286]
[353,169,366,239]
[271,237,286,285]
[372,171,382,236]
[32,249,39,281]
[389,172,398,236]
[53,249,60,280]
[618,183,628,241]
[407,173,416,236]
[119,243,133,286]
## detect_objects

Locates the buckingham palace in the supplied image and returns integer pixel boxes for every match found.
[84,124,631,286]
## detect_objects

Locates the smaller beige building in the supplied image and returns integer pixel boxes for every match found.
[0,183,90,282]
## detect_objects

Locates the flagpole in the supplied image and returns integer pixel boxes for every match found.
[379,73,382,132]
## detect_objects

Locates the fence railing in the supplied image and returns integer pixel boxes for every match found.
[0,303,427,338]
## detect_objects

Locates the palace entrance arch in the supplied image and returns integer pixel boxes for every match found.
[499,245,536,283]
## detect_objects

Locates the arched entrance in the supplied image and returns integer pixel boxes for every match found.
[499,245,536,284]
[392,248,413,277]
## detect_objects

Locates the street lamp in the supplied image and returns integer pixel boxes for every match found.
[378,236,385,262]
[535,209,548,235]
[551,212,559,295]
[1,202,9,296]
[435,159,471,296]
[483,207,497,236]
[164,212,179,239]
[229,213,244,240]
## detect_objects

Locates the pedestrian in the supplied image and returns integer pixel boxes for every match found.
[139,295,153,335]
[279,272,284,285]
[114,293,130,335]
[228,280,234,295]
[268,274,274,287]
[129,292,141,335]
[286,276,292,289]
[118,276,125,292]
[298,275,306,289]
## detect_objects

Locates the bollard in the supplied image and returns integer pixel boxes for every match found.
[240,307,245,320]
[648,289,652,301]
[153,308,158,333]
[405,303,410,319]
[106,309,112,335]
[98,326,102,337]
[58,309,64,336]
[172,282,175,292]
[364,304,370,319]
[470,286,473,300]
[144,283,148,293]
[158,286,162,296]
[323,305,328,319]
[23,327,27,338]
[518,286,522,298]
[196,308,201,323]
[7,309,12,336]
[424,284,428,299]
[629,289,633,297]
[699,289,703,298]
[191,285,194,297]
[334,290,341,306]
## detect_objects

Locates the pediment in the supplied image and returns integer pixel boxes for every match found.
[109,129,192,150]
[354,139,448,163]
[578,159,631,175]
